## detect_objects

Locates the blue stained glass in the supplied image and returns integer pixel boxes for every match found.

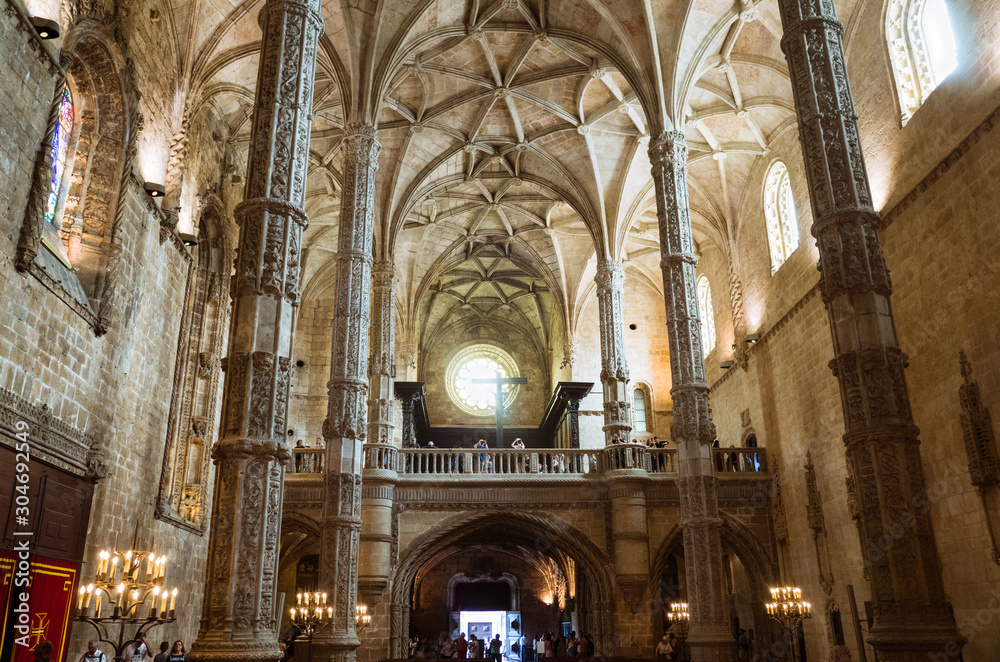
[45,87,74,226]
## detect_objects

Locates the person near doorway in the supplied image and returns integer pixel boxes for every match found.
[535,636,545,660]
[489,635,502,662]
[152,641,170,662]
[456,633,469,659]
[565,632,577,658]
[737,629,749,661]
[441,638,455,659]
[655,635,673,660]
[79,640,108,662]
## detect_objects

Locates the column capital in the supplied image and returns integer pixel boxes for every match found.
[647,129,687,163]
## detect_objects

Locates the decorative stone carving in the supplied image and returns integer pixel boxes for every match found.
[777,0,963,656]
[958,351,999,487]
[187,1,322,660]
[368,261,396,444]
[320,122,381,659]
[648,130,733,657]
[771,470,788,545]
[595,260,631,443]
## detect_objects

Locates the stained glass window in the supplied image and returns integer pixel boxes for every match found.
[45,86,74,226]
[764,161,798,274]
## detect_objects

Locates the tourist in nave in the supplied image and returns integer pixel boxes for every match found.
[456,633,469,659]
[167,641,186,662]
[79,641,108,662]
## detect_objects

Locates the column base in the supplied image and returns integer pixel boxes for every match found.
[869,618,965,661]
[686,625,736,662]
[307,637,362,662]
[186,637,284,662]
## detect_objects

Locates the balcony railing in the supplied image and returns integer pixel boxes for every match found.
[287,445,767,478]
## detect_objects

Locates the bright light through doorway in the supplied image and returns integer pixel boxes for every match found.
[460,611,507,657]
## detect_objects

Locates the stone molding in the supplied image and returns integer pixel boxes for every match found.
[0,386,102,480]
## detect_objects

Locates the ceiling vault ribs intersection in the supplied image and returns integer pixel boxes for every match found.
[164,0,802,362]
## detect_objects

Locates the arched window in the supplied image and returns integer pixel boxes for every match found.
[886,0,958,124]
[632,386,649,433]
[697,275,716,353]
[45,86,75,226]
[763,161,798,274]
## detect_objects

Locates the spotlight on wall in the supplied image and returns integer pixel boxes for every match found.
[745,333,761,344]
[30,17,60,39]
[179,232,198,247]
[720,360,735,370]
[144,182,166,197]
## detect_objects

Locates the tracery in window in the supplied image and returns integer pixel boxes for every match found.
[445,344,521,416]
[763,161,798,274]
[887,0,958,124]
[632,386,649,433]
[45,86,75,226]
[698,275,716,353]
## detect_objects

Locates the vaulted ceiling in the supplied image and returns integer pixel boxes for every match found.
[156,0,851,357]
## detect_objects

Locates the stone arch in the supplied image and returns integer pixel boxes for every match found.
[57,24,134,308]
[390,510,616,658]
[649,513,779,648]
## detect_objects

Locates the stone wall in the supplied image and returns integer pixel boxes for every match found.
[705,2,1000,660]
[0,2,230,659]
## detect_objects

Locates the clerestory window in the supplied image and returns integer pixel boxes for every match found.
[886,0,958,124]
[763,161,798,274]
[698,275,716,353]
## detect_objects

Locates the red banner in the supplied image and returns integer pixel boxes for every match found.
[0,549,78,662]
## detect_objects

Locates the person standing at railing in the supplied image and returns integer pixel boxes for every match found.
[294,439,306,472]
[511,438,525,473]
[474,438,489,473]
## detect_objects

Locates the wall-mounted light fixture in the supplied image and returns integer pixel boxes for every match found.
[178,233,198,247]
[745,333,761,344]
[30,17,60,39]
[143,182,166,197]
[721,360,735,370]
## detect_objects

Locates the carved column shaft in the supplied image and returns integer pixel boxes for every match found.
[320,124,381,658]
[778,0,962,658]
[649,132,734,661]
[189,1,321,660]
[595,259,631,443]
[367,261,396,444]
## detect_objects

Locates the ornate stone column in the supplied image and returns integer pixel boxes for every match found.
[777,1,963,658]
[367,260,396,444]
[320,123,381,662]
[187,1,321,660]
[648,131,734,661]
[595,259,631,443]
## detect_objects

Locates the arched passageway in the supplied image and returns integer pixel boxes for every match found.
[390,511,617,659]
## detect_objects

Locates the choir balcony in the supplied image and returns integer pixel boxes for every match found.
[283,444,770,511]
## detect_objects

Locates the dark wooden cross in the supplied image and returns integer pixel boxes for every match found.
[472,375,527,446]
